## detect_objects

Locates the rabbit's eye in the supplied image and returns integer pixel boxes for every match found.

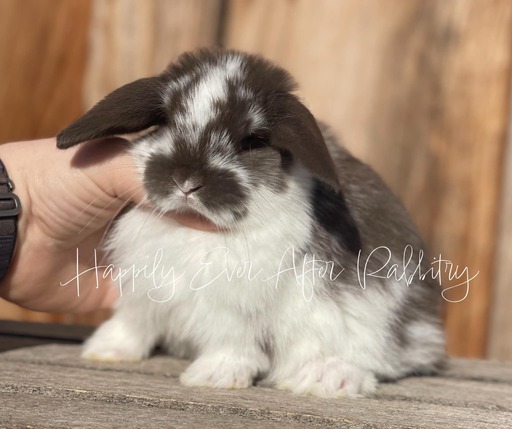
[240,134,269,151]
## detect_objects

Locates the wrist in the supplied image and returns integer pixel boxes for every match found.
[0,141,30,292]
[0,159,21,276]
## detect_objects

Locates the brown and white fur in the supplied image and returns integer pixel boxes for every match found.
[57,49,444,397]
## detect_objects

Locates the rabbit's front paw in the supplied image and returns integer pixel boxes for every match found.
[275,357,377,398]
[180,354,256,389]
[82,343,145,362]
[81,320,151,362]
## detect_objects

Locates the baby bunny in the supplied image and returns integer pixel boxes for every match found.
[57,49,444,397]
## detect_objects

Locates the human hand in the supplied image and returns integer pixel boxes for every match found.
[0,137,145,312]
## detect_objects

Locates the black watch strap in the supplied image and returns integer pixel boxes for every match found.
[0,160,21,280]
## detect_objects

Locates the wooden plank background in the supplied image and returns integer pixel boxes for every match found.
[0,0,511,359]
[488,74,512,360]
[3,344,512,428]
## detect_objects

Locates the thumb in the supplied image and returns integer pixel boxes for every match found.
[71,137,147,206]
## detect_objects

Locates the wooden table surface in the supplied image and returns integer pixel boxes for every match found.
[0,320,511,428]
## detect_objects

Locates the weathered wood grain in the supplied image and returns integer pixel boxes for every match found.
[3,344,512,385]
[0,392,308,429]
[2,360,512,429]
[83,0,222,108]
[445,358,512,384]
[223,0,512,358]
[0,393,312,429]
[0,0,91,143]
[0,344,190,378]
[488,77,512,360]
[0,345,511,428]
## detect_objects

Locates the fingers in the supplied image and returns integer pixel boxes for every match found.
[69,137,147,205]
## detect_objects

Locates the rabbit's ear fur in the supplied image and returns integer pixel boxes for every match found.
[57,50,340,193]
[57,77,167,149]
[270,94,340,191]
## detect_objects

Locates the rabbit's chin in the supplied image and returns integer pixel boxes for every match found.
[166,210,223,232]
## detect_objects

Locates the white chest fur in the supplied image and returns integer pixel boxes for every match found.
[102,175,317,357]
[108,207,310,306]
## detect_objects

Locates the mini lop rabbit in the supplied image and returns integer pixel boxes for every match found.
[57,49,444,397]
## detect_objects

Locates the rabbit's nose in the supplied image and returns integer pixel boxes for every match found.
[172,170,203,195]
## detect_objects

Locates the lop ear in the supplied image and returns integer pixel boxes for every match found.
[57,76,167,149]
[270,95,340,191]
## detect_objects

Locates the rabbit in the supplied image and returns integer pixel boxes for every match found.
[57,49,445,398]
